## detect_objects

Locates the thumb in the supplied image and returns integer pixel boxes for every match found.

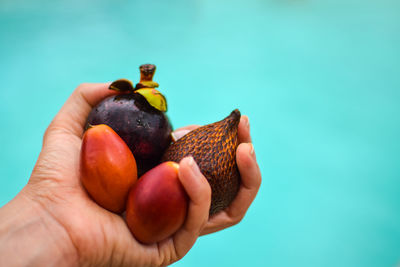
[44,83,115,144]
[29,83,115,187]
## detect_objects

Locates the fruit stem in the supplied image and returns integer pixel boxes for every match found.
[135,64,159,89]
[140,64,156,82]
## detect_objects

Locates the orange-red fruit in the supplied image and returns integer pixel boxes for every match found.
[126,162,189,244]
[80,124,138,213]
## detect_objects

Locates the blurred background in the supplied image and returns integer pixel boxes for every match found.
[1,0,399,266]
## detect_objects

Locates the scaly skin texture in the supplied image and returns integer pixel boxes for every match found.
[162,110,241,215]
[86,93,172,176]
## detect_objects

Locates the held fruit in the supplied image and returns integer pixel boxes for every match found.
[80,124,138,213]
[125,162,189,244]
[162,110,241,215]
[86,64,172,176]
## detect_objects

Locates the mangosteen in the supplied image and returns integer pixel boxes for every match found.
[86,64,172,176]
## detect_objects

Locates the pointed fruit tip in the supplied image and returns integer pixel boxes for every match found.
[229,109,241,121]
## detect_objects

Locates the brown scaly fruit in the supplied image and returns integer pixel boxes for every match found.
[162,109,241,215]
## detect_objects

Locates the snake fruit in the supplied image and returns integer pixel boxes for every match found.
[162,109,241,215]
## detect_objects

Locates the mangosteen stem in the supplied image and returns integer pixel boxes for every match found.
[140,64,156,81]
[135,64,159,89]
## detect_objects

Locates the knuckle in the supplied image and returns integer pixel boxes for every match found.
[75,83,93,98]
[204,184,212,199]
[77,82,90,90]
[253,172,262,188]
[75,83,90,96]
[43,120,59,144]
[226,208,245,226]
[234,214,245,224]
[229,215,244,226]
[199,184,212,205]
[43,121,70,144]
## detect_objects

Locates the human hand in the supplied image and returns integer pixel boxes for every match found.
[0,83,261,267]
[0,83,212,267]
[171,114,262,235]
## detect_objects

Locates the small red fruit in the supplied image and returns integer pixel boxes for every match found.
[126,162,189,244]
[80,124,138,213]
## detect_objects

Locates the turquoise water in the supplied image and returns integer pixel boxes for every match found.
[1,0,400,266]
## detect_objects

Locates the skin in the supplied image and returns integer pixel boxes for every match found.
[0,83,262,267]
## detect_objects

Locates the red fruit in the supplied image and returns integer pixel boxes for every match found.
[80,124,138,213]
[126,162,189,244]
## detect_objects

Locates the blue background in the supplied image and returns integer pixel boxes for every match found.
[1,0,399,266]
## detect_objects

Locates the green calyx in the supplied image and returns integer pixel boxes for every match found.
[109,79,135,92]
[135,88,167,112]
[108,64,168,112]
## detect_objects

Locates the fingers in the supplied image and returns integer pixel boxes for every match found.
[200,142,261,235]
[238,115,251,143]
[171,157,211,259]
[44,83,115,142]
[227,142,261,218]
[171,125,200,141]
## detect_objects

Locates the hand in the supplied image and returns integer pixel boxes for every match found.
[171,114,262,235]
[0,83,212,267]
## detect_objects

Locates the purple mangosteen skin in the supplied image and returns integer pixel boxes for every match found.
[85,93,172,176]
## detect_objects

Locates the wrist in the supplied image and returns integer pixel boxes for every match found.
[0,188,78,267]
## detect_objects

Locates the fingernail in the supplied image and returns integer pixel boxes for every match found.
[245,116,250,130]
[242,116,250,137]
[171,132,178,142]
[187,156,202,177]
[249,143,255,158]
[171,129,191,142]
